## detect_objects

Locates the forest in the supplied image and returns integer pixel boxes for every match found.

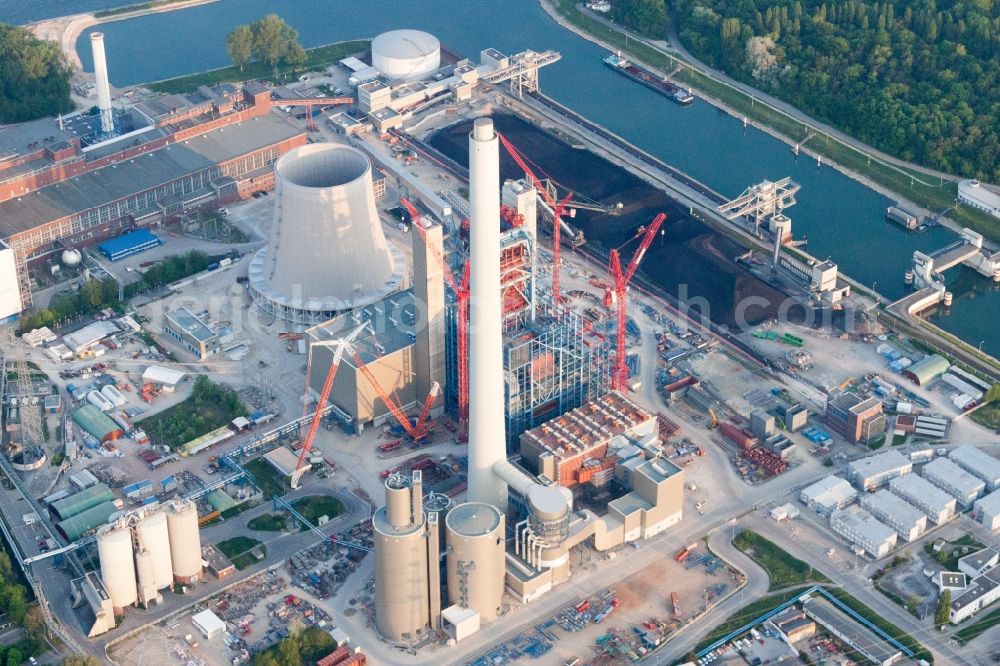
[0,23,74,123]
[670,0,1000,181]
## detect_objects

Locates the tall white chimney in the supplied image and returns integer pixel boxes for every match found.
[90,32,114,135]
[467,117,507,511]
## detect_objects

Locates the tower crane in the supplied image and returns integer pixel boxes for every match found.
[496,132,573,304]
[608,213,666,391]
[401,197,471,441]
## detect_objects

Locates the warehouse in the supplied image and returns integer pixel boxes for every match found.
[974,489,1000,531]
[859,490,927,542]
[802,597,903,665]
[799,476,857,516]
[97,229,162,261]
[901,354,950,386]
[847,451,912,491]
[888,474,956,525]
[50,483,115,521]
[830,507,897,558]
[141,365,185,391]
[56,501,117,541]
[949,444,1000,492]
[72,404,124,443]
[922,457,986,509]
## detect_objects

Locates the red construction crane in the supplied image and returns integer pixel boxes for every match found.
[609,213,666,391]
[279,96,355,131]
[496,132,573,305]
[292,323,368,489]
[401,197,471,441]
[346,344,438,443]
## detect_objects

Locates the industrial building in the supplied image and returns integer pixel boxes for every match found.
[957,179,1000,220]
[973,489,1000,531]
[950,566,1000,624]
[799,475,857,516]
[71,405,123,443]
[888,474,957,525]
[163,307,222,360]
[949,444,1000,492]
[829,507,898,558]
[859,490,927,542]
[922,457,986,509]
[902,354,950,386]
[958,547,999,579]
[518,392,656,488]
[825,391,885,445]
[846,451,912,491]
[0,240,22,322]
[248,143,405,324]
[801,597,903,665]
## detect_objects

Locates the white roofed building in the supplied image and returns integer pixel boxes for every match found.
[847,451,912,491]
[859,490,927,542]
[974,489,1000,531]
[923,457,986,509]
[889,474,956,525]
[800,476,857,516]
[142,365,185,391]
[949,445,1000,492]
[830,507,897,558]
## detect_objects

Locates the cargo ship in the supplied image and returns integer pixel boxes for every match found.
[604,53,694,105]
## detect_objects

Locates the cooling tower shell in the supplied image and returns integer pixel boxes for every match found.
[445,502,505,623]
[136,511,173,590]
[249,144,404,324]
[372,506,430,641]
[97,525,137,612]
[372,29,441,80]
[165,500,201,582]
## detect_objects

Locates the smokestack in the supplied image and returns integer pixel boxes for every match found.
[467,117,508,511]
[90,33,114,135]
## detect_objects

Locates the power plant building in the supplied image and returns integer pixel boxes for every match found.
[888,474,956,525]
[949,444,1000,492]
[922,457,986,509]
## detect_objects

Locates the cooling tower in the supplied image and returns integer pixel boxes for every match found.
[249,144,405,324]
[165,499,201,583]
[96,525,137,612]
[89,33,114,135]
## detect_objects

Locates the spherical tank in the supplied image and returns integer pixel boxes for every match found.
[61,249,82,266]
[445,502,505,622]
[372,506,429,641]
[248,144,404,324]
[165,500,201,582]
[371,29,440,80]
[136,511,173,590]
[97,525,137,611]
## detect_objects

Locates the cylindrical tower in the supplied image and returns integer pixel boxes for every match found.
[165,500,201,583]
[97,525,137,612]
[371,30,441,80]
[136,511,173,590]
[446,502,505,622]
[467,117,508,511]
[248,144,404,324]
[424,492,452,552]
[135,546,158,607]
[373,474,431,641]
[89,33,114,134]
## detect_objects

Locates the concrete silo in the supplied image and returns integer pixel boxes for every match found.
[96,525,137,613]
[248,143,405,324]
[135,511,173,605]
[446,502,505,623]
[164,499,202,583]
[372,471,440,641]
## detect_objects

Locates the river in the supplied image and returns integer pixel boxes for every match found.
[6,0,997,356]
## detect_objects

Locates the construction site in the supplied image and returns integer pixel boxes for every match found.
[1,20,999,666]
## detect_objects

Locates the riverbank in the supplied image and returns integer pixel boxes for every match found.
[541,0,1000,247]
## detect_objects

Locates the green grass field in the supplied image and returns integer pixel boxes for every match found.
[215,536,264,570]
[146,40,368,94]
[291,495,345,527]
[244,458,288,500]
[733,530,830,590]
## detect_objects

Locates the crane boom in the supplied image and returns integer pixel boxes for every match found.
[609,213,666,391]
[348,347,425,440]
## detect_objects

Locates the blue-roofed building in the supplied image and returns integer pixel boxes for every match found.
[98,229,162,261]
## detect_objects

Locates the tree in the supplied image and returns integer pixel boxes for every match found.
[985,384,1000,404]
[612,0,668,38]
[250,14,301,73]
[62,658,102,666]
[935,589,951,626]
[226,25,253,72]
[0,23,74,122]
[4,648,20,666]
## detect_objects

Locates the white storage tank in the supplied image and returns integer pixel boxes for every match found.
[100,384,127,407]
[135,547,158,607]
[87,390,114,412]
[97,525,137,612]
[445,502,505,622]
[371,29,440,80]
[165,499,202,582]
[136,511,173,590]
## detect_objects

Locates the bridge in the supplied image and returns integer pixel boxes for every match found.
[899,227,1000,315]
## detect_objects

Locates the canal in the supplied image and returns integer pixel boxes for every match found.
[8,0,997,356]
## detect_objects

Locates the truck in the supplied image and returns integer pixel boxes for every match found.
[675,548,692,562]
